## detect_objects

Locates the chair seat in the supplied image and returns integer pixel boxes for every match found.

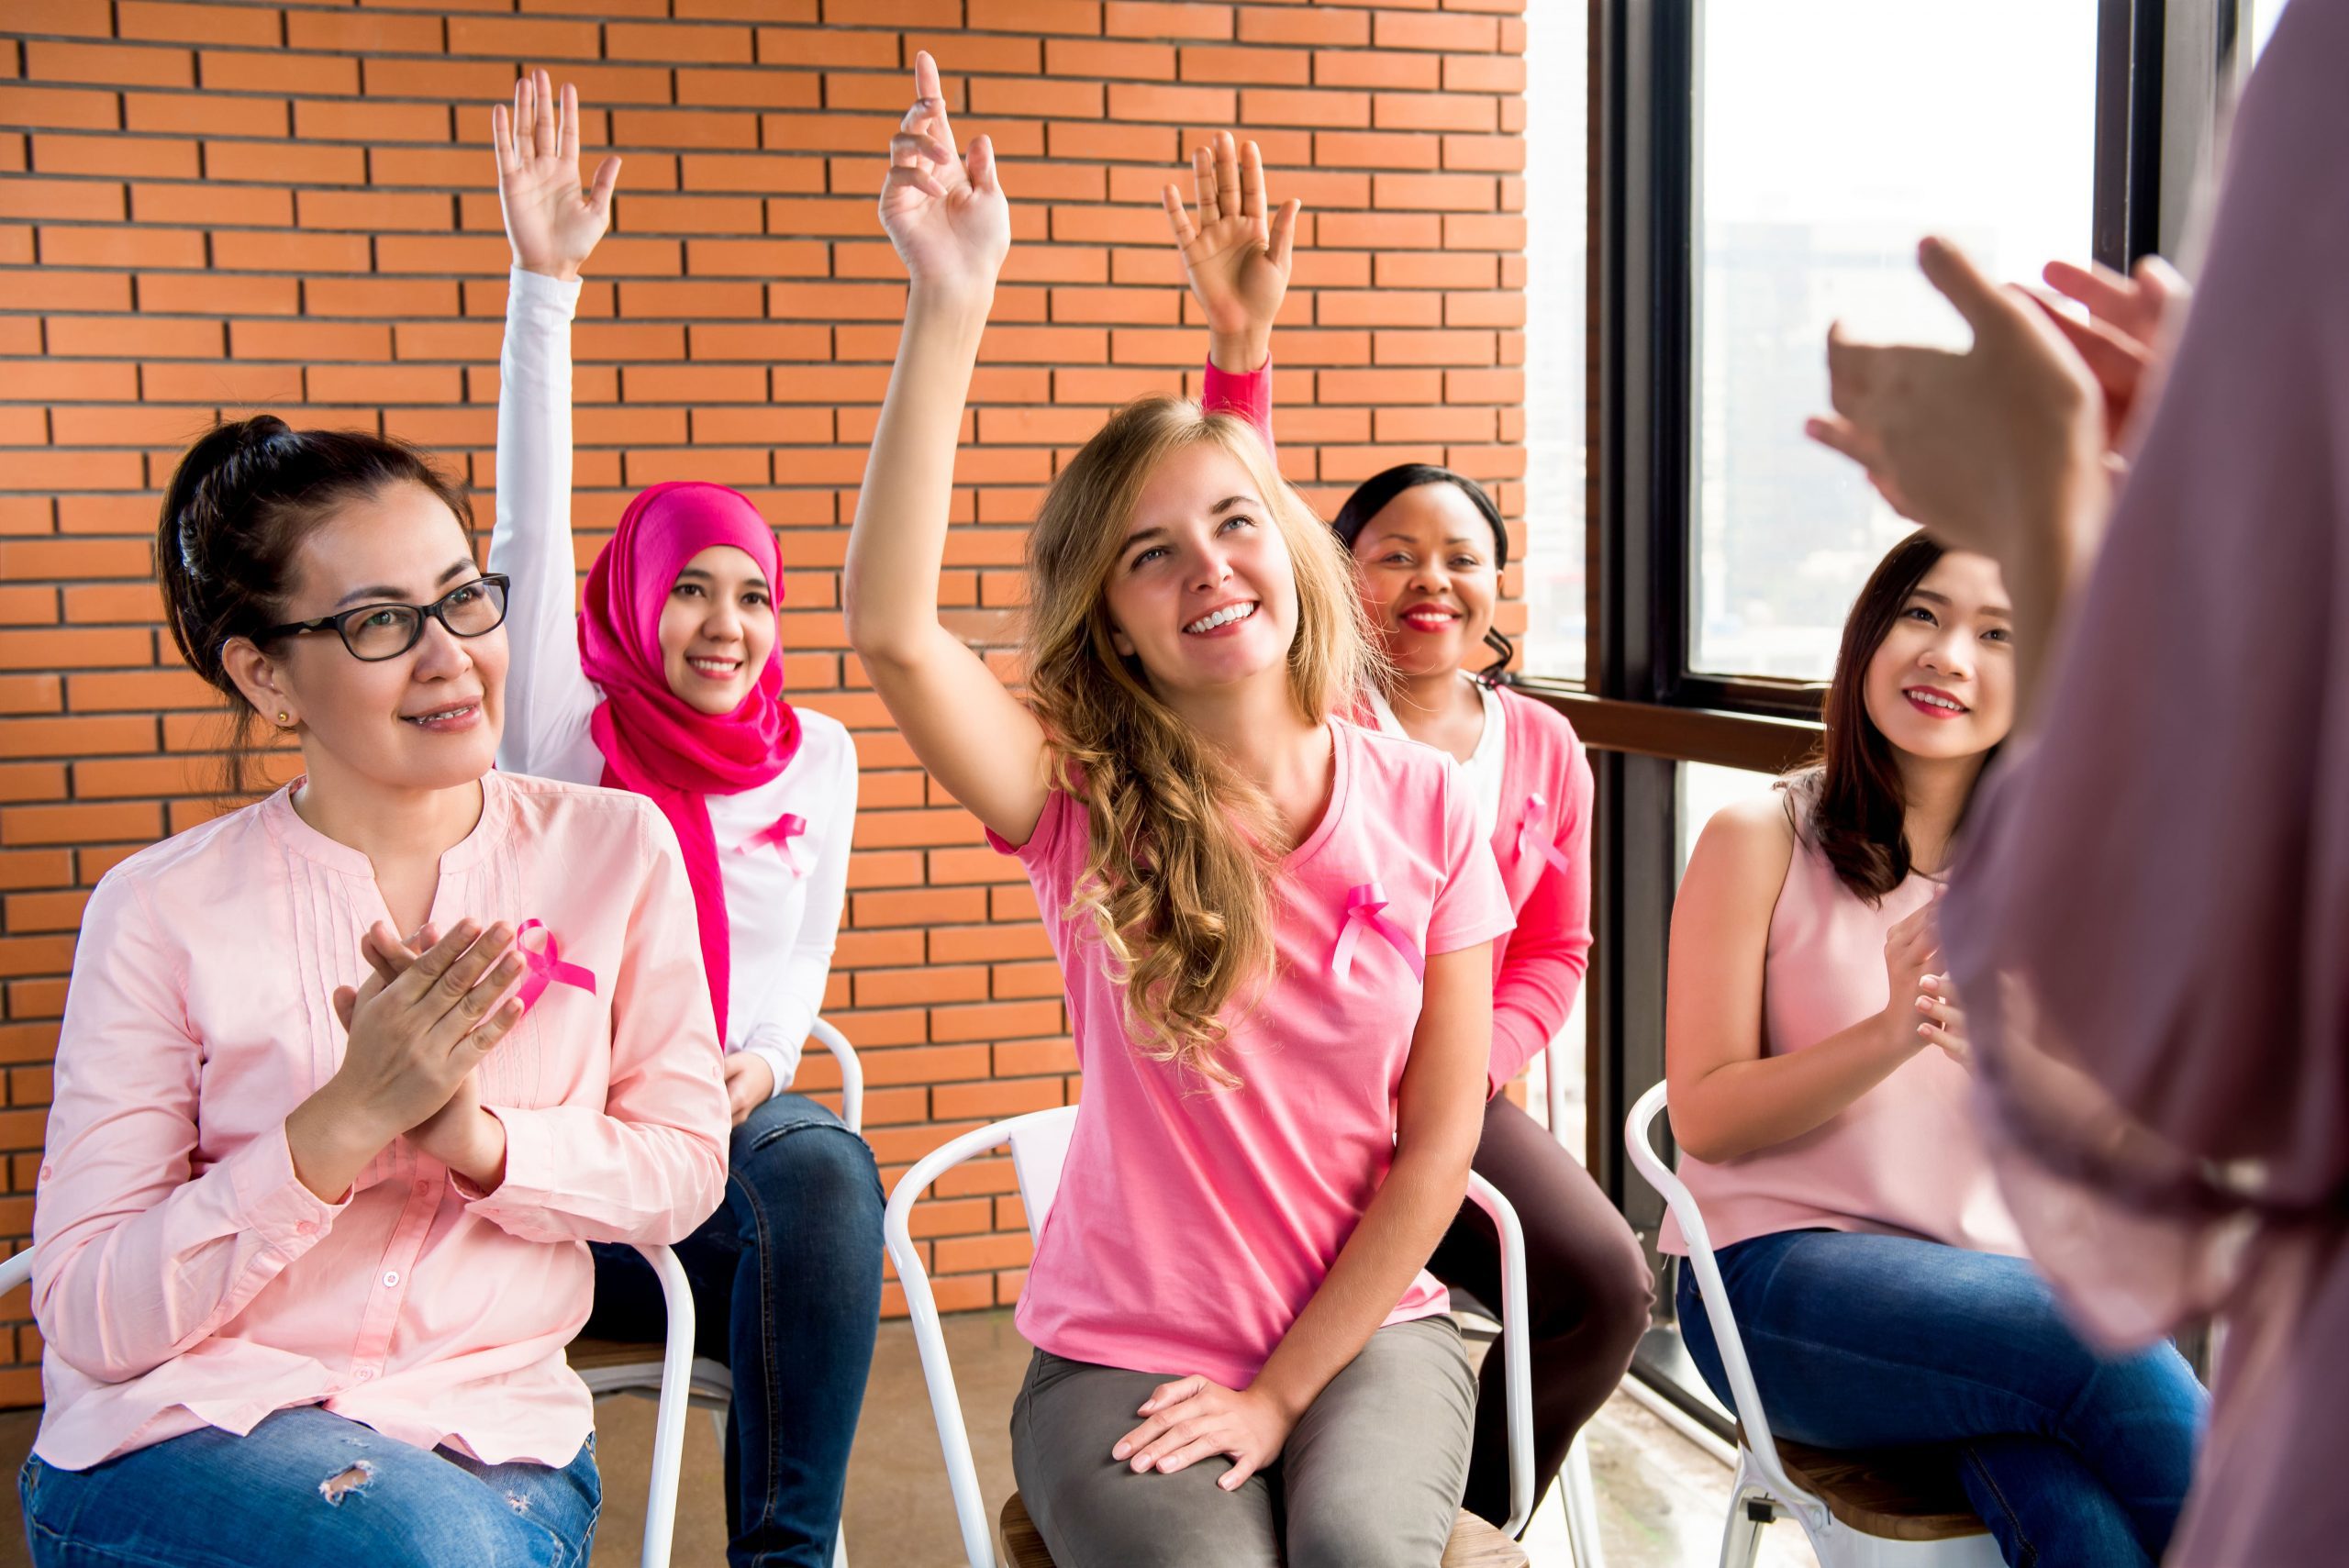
[566,1337,732,1406]
[1756,1429,1989,1543]
[996,1492,1529,1567]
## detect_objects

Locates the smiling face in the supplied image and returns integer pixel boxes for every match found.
[1860,550,2016,762]
[232,479,507,793]
[1348,482,1499,680]
[1101,441,1300,701]
[657,544,777,715]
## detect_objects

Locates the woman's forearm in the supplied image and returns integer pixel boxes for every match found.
[1248,1138,1475,1420]
[842,284,992,666]
[1671,1010,1918,1162]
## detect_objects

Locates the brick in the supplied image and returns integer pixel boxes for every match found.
[0,801,160,847]
[117,2,282,47]
[1236,87,1369,128]
[3,268,129,310]
[1374,171,1497,212]
[967,0,1100,34]
[681,238,829,277]
[303,277,459,317]
[1105,81,1231,122]
[284,11,444,52]
[1375,12,1500,53]
[204,139,364,184]
[1444,54,1527,95]
[1374,92,1497,134]
[1044,38,1174,79]
[610,109,763,150]
[606,22,756,63]
[1239,9,1365,48]
[138,270,300,315]
[121,93,287,138]
[444,16,605,60]
[1179,45,1309,86]
[674,68,823,111]
[131,180,288,226]
[200,50,357,96]
[212,228,370,272]
[26,42,195,89]
[45,315,219,359]
[0,85,118,130]
[1105,1,1230,38]
[361,58,515,105]
[0,176,122,221]
[1314,49,1439,92]
[294,98,451,145]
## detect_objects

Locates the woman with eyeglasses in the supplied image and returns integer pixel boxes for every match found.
[480,73,881,1568]
[17,417,730,1567]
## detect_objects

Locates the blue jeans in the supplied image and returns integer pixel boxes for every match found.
[589,1091,884,1568]
[1676,1229,2206,1568]
[20,1406,598,1567]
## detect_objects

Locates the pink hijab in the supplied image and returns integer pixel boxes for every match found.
[580,482,799,1043]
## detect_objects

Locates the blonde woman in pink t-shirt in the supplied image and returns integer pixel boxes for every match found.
[1664,532,2202,1567]
[846,54,1513,1568]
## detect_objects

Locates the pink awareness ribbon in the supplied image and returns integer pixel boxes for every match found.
[740,813,807,875]
[1329,881,1426,984]
[1515,794,1574,879]
[515,918,597,1011]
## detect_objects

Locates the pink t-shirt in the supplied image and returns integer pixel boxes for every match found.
[996,720,1514,1388]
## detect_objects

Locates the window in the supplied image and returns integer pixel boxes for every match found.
[1687,1,2099,682]
[1678,761,1780,876]
[1521,0,1590,682]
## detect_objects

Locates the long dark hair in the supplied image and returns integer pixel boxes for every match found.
[157,416,475,794]
[1788,529,1998,904]
[1331,463,1515,681]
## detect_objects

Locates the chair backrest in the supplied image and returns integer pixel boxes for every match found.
[1008,1105,1079,1243]
[0,1247,29,1299]
[1622,1081,1827,1528]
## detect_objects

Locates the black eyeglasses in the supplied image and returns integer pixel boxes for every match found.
[260,574,510,662]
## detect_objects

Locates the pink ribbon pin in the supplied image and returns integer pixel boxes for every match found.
[1515,794,1573,879]
[515,918,597,1011]
[740,813,807,875]
[1330,882,1425,984]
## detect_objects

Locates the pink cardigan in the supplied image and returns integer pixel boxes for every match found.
[1205,358,1594,1094]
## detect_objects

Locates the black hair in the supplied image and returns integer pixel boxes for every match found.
[1330,463,1516,680]
[1785,528,1999,903]
[157,416,475,795]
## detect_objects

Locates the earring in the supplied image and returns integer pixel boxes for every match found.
[275,711,291,728]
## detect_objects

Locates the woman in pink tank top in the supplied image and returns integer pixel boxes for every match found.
[1663,534,2203,1568]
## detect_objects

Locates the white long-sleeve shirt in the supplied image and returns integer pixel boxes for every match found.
[488,267,854,1095]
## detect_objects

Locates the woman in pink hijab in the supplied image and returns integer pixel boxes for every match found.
[1810,3,2349,1557]
[480,73,879,1568]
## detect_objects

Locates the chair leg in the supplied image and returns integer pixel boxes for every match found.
[1561,1430,1605,1568]
[1718,1485,1772,1568]
[833,1531,848,1568]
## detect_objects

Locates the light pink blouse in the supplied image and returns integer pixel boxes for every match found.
[30,770,730,1472]
[1661,813,2021,1258]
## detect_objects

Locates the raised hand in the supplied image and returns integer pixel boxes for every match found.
[878,51,1009,302]
[1806,237,2106,568]
[1163,131,1299,373]
[491,69,620,284]
[2031,254,2188,447]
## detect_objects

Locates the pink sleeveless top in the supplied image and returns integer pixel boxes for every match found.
[1659,819,2021,1258]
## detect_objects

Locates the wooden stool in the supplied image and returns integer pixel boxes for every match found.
[996,1492,1530,1567]
[1764,1431,1989,1544]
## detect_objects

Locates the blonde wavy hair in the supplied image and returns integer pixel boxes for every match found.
[1024,397,1380,1087]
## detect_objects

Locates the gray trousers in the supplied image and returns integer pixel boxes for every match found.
[1008,1316,1475,1568]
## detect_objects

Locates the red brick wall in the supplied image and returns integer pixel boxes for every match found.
[0,0,1527,1403]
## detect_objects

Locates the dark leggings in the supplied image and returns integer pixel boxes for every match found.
[1426,1092,1654,1529]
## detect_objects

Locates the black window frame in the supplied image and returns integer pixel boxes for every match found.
[1503,0,2237,1437]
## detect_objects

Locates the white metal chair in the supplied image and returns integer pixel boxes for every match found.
[1624,1081,2002,1568]
[883,1104,1537,1568]
[572,1018,866,1568]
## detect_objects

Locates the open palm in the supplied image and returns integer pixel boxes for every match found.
[1164,132,1298,341]
[878,51,1008,298]
[492,69,619,283]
